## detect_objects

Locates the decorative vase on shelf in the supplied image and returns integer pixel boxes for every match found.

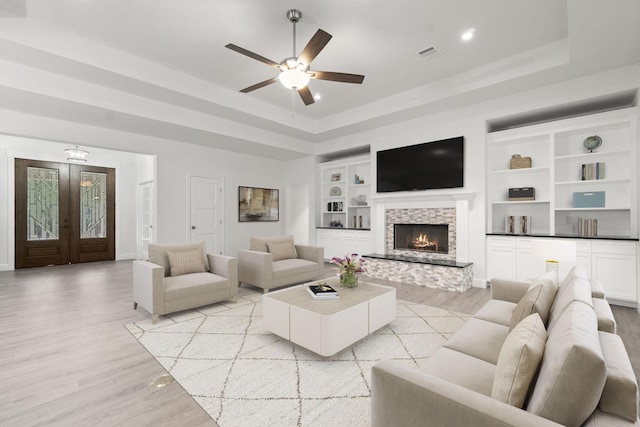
[340,271,359,288]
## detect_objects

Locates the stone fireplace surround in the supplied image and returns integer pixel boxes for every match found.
[364,194,474,292]
[386,208,456,259]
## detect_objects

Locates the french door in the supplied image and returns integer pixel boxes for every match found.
[15,159,116,268]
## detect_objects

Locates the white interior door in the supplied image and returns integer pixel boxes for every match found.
[138,181,154,259]
[189,176,223,254]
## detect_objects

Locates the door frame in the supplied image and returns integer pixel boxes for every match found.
[187,175,225,255]
[14,159,116,268]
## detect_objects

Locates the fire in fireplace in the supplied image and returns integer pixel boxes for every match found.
[394,223,449,254]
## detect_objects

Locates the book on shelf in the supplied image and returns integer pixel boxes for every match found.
[581,162,605,181]
[307,284,339,300]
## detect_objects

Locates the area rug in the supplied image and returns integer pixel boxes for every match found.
[124,286,469,427]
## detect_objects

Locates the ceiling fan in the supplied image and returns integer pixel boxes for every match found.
[225,9,365,106]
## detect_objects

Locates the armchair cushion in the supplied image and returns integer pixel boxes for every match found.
[268,240,298,261]
[250,235,294,253]
[167,248,206,276]
[149,241,209,277]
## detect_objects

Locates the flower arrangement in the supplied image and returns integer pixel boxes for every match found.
[330,253,366,288]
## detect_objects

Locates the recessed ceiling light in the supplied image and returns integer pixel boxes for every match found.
[461,28,475,41]
[314,93,321,100]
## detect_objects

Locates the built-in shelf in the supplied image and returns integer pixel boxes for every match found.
[487,108,637,238]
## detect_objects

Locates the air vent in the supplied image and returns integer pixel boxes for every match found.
[417,45,441,59]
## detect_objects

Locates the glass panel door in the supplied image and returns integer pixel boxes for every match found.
[27,167,60,241]
[80,172,107,239]
[15,159,70,268]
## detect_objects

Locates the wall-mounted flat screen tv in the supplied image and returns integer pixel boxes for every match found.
[376,136,464,193]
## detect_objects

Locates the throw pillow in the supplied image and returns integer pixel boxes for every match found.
[167,248,207,276]
[492,313,547,408]
[268,240,298,261]
[509,278,557,330]
[509,285,542,331]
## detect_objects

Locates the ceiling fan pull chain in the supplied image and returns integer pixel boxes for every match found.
[292,16,296,57]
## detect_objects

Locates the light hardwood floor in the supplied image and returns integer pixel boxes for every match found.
[1,261,638,426]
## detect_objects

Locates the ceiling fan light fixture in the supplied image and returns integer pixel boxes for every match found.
[279,68,311,89]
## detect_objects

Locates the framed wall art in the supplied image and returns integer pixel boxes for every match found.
[238,186,279,222]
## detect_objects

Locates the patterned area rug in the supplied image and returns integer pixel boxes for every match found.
[125,286,469,427]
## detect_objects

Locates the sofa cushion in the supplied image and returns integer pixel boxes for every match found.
[167,248,207,276]
[547,276,594,332]
[420,347,496,397]
[526,302,606,427]
[598,331,639,422]
[250,235,294,253]
[473,299,516,327]
[267,240,298,261]
[492,313,547,408]
[509,278,556,330]
[149,241,209,277]
[443,318,509,365]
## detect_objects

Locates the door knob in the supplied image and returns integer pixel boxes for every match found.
[191,226,196,230]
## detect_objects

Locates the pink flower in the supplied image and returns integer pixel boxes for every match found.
[330,253,366,274]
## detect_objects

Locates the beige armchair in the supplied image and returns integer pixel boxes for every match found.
[238,235,324,293]
[133,241,238,323]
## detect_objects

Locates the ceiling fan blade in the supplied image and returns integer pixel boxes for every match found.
[298,29,332,65]
[239,77,279,93]
[312,71,365,84]
[297,86,315,105]
[225,44,280,68]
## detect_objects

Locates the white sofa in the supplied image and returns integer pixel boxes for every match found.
[133,241,238,323]
[371,267,639,426]
[238,235,324,293]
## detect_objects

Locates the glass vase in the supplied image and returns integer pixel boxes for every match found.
[340,271,359,288]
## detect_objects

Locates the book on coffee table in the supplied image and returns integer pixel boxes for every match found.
[307,284,339,300]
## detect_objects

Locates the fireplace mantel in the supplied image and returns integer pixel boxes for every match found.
[370,191,476,208]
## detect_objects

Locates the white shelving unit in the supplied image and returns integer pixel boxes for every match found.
[485,108,639,307]
[320,155,371,229]
[487,108,638,238]
[317,155,373,260]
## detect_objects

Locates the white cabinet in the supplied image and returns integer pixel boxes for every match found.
[486,237,517,280]
[486,236,638,305]
[317,229,373,261]
[591,241,637,302]
[487,108,638,238]
[319,155,371,229]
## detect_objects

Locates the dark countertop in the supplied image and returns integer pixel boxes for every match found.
[363,253,472,268]
[487,233,639,242]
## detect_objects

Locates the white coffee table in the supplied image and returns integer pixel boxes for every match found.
[262,277,396,358]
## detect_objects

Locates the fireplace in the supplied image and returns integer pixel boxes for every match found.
[394,223,449,254]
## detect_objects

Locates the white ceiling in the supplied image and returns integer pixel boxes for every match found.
[0,0,639,159]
